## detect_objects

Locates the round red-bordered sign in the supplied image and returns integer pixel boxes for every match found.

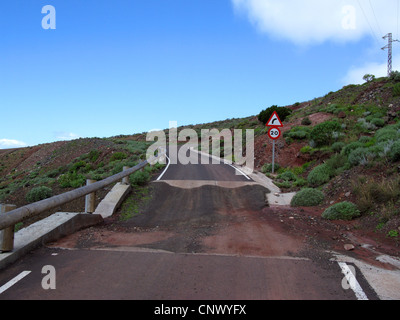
[268,127,281,140]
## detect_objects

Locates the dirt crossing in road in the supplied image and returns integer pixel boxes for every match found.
[41,180,370,300]
[50,182,305,257]
[0,148,381,300]
[46,174,349,264]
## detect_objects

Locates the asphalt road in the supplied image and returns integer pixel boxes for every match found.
[0,247,355,300]
[0,147,377,301]
[159,147,251,182]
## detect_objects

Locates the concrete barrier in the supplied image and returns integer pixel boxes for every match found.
[0,212,103,270]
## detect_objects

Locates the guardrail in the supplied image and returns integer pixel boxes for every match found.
[0,150,165,252]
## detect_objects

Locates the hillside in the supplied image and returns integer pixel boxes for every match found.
[0,137,159,228]
[1,75,400,250]
[255,75,400,251]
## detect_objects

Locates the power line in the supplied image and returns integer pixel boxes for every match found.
[368,0,382,36]
[357,0,380,44]
[357,0,400,76]
[397,0,399,39]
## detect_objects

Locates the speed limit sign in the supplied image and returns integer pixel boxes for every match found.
[268,127,281,140]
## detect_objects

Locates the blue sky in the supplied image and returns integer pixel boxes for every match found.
[1,0,399,148]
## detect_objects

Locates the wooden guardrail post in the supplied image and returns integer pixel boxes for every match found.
[85,180,96,213]
[122,166,130,185]
[0,204,17,252]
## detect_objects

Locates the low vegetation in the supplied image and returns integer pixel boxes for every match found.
[259,74,400,235]
[290,188,325,207]
[118,185,152,221]
[322,202,361,221]
[258,105,292,125]
[26,186,53,203]
[0,138,163,213]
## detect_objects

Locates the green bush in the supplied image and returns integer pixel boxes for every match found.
[367,144,384,156]
[111,162,125,175]
[71,160,86,172]
[87,150,100,162]
[389,141,400,162]
[370,118,385,128]
[348,147,371,166]
[301,117,312,126]
[261,163,280,173]
[358,136,372,144]
[287,130,308,140]
[110,152,128,161]
[277,171,297,181]
[290,188,325,207]
[283,126,312,141]
[325,153,349,174]
[364,137,376,148]
[341,142,364,156]
[310,121,341,147]
[46,168,61,178]
[307,164,333,187]
[390,70,400,81]
[387,230,399,238]
[356,118,376,132]
[393,83,400,97]
[145,163,165,173]
[375,127,400,143]
[59,172,86,188]
[324,104,340,114]
[275,181,292,189]
[332,142,345,153]
[26,186,53,203]
[363,74,375,82]
[258,105,292,125]
[300,146,314,154]
[365,114,375,122]
[322,202,360,220]
[293,178,307,187]
[129,170,150,186]
[87,171,107,181]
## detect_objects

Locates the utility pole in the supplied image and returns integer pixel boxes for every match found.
[382,33,399,77]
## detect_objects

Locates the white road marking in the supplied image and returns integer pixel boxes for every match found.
[191,147,251,180]
[0,271,31,294]
[156,154,171,181]
[159,147,251,181]
[338,262,369,300]
[225,163,251,180]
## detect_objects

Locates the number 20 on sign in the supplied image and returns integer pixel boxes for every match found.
[268,127,281,140]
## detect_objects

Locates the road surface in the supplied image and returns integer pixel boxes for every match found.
[0,147,377,300]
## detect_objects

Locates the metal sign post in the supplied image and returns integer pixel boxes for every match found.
[272,140,276,174]
[266,112,283,175]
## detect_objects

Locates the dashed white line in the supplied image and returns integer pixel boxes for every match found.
[338,262,369,300]
[0,271,31,294]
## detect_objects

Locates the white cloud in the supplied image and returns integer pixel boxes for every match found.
[232,0,398,45]
[54,132,81,141]
[0,139,27,149]
[342,54,400,84]
[233,1,400,88]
